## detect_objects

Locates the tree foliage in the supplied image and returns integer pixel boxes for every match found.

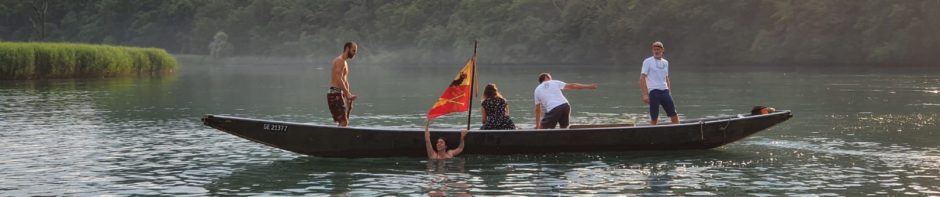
[208,31,233,58]
[1,0,936,66]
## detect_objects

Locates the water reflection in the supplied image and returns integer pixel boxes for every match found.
[426,158,471,196]
[203,157,417,196]
[200,151,773,195]
[643,163,678,196]
[3,63,940,195]
[204,157,477,196]
[439,150,761,195]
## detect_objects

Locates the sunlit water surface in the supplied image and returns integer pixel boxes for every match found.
[1,59,938,195]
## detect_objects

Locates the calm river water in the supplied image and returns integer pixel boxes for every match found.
[1,58,938,196]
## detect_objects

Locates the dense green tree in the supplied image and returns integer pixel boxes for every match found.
[1,0,936,66]
[208,31,233,58]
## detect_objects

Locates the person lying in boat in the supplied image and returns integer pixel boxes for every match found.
[751,106,776,115]
[424,128,469,159]
[481,84,516,130]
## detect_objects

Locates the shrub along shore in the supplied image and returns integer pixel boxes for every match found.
[0,42,178,80]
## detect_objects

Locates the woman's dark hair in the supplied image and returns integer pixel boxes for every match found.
[483,83,502,100]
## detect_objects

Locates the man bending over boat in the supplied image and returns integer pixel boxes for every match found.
[534,73,598,129]
[328,41,358,127]
[639,41,680,125]
[425,128,469,159]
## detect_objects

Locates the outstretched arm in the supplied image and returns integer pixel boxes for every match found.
[563,83,598,90]
[424,123,436,159]
[448,129,469,156]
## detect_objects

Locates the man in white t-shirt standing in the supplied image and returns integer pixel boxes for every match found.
[639,41,680,125]
[534,73,598,129]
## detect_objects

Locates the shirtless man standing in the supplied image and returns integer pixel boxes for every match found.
[328,42,358,127]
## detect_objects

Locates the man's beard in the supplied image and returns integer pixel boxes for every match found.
[347,52,356,59]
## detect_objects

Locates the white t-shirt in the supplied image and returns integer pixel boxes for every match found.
[641,56,669,92]
[534,80,569,111]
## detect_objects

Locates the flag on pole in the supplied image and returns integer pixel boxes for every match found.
[427,56,476,120]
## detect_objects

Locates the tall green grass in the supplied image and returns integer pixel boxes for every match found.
[0,42,178,80]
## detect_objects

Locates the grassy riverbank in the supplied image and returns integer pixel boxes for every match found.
[0,42,178,80]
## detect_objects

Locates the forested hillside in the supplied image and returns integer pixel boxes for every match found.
[2,0,937,66]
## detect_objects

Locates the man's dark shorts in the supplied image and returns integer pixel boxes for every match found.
[649,89,677,121]
[540,103,570,129]
[327,87,347,122]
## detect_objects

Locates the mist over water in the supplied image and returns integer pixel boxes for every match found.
[1,58,938,195]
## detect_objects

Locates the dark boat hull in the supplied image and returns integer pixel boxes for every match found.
[202,111,792,158]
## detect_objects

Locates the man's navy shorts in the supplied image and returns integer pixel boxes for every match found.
[649,89,677,121]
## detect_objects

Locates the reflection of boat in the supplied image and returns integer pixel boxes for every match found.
[202,110,792,158]
[204,157,419,195]
[203,157,331,194]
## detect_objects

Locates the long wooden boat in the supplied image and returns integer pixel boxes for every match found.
[202,110,792,158]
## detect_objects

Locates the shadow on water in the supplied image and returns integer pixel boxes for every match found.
[203,156,420,196]
[203,149,758,195]
[459,149,760,195]
[203,156,474,196]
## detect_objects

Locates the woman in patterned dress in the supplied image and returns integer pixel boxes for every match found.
[481,84,516,130]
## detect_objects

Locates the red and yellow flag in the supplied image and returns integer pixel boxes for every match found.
[427,56,476,120]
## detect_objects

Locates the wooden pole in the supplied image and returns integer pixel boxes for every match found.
[465,41,478,130]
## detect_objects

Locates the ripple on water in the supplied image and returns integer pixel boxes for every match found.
[4,74,940,196]
[743,138,940,195]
